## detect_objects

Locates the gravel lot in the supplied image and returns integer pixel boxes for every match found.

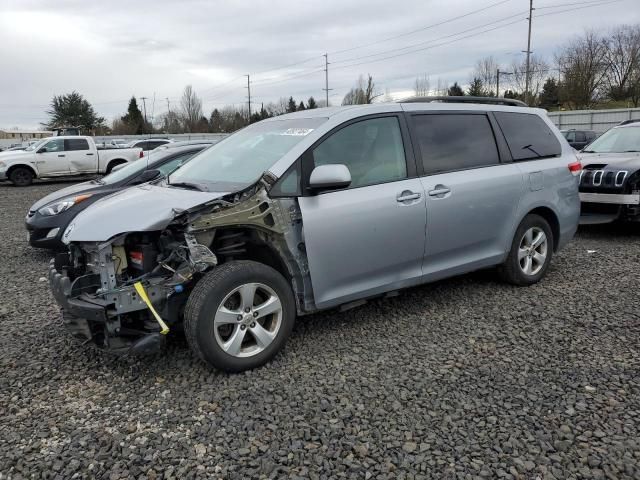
[0,182,639,480]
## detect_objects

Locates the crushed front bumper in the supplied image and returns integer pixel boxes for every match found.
[48,258,166,355]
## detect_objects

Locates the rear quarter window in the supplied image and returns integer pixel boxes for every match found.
[494,112,561,161]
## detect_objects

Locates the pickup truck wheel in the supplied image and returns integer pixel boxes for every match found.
[499,214,553,286]
[9,167,34,187]
[106,160,126,174]
[184,260,295,372]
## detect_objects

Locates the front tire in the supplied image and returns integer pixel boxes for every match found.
[499,214,553,286]
[9,167,34,186]
[184,260,295,372]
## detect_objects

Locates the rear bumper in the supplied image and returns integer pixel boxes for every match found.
[579,192,640,205]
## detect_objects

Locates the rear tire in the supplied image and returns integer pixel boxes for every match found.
[105,160,127,174]
[9,167,34,186]
[499,214,554,286]
[184,260,295,372]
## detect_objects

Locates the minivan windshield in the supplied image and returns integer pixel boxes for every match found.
[168,117,326,191]
[583,126,640,153]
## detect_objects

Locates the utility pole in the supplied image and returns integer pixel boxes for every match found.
[323,53,332,107]
[524,0,534,105]
[140,96,148,134]
[245,74,251,122]
[496,69,513,98]
[165,98,171,133]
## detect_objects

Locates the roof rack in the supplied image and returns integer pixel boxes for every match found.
[618,118,640,126]
[399,96,527,107]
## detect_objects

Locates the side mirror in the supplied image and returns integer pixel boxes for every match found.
[37,148,46,154]
[308,164,351,192]
[133,169,161,184]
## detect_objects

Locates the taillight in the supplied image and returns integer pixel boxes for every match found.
[568,161,582,176]
[139,150,144,159]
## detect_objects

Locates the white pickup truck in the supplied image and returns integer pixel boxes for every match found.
[0,136,143,186]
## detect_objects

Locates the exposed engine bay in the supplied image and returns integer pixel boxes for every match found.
[50,178,313,354]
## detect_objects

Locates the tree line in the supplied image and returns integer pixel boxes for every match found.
[41,23,640,134]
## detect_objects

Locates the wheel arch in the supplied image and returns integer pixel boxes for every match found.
[106,158,128,172]
[525,206,560,252]
[7,163,37,178]
[208,226,312,315]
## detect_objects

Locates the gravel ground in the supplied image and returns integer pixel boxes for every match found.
[0,182,639,480]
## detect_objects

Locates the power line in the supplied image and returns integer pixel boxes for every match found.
[329,0,513,56]
[332,18,526,71]
[331,11,528,67]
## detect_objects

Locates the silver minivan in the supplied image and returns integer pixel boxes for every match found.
[49,98,581,372]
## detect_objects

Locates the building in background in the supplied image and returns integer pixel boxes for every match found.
[0,129,52,141]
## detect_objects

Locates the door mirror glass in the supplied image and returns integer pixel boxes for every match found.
[309,164,351,192]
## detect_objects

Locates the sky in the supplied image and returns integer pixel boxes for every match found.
[0,0,638,129]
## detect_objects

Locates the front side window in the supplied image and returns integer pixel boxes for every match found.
[40,138,64,153]
[583,126,640,153]
[312,116,407,189]
[169,117,326,191]
[494,112,561,160]
[412,114,500,175]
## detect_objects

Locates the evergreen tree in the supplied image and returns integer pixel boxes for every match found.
[539,78,560,110]
[196,116,210,133]
[447,82,464,96]
[43,91,105,132]
[121,97,145,134]
[307,96,318,109]
[467,78,486,96]
[286,97,297,113]
[209,109,222,132]
[298,101,306,111]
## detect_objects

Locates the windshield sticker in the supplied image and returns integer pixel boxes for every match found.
[280,128,314,136]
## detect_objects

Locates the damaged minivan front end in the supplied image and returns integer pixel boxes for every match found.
[49,178,313,355]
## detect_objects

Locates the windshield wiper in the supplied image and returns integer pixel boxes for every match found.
[582,150,595,153]
[168,181,207,192]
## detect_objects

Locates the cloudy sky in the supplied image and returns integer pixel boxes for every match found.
[0,0,638,129]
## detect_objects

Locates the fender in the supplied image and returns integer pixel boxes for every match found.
[5,161,39,178]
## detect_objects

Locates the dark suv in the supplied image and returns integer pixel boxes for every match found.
[561,129,597,150]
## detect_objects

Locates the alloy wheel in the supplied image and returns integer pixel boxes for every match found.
[518,227,548,276]
[213,282,283,358]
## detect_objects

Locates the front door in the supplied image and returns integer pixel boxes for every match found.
[407,112,524,280]
[33,138,69,176]
[298,115,426,309]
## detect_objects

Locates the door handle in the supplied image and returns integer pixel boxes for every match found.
[86,153,94,156]
[57,154,65,157]
[396,191,421,202]
[428,187,451,197]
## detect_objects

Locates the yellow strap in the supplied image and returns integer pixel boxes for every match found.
[134,282,170,335]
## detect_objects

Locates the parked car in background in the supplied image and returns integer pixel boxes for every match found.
[0,136,143,186]
[561,129,597,150]
[578,120,640,224]
[126,138,172,151]
[48,99,580,372]
[26,142,213,250]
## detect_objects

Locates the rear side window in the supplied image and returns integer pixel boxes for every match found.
[411,114,500,175]
[65,139,89,151]
[494,112,561,161]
